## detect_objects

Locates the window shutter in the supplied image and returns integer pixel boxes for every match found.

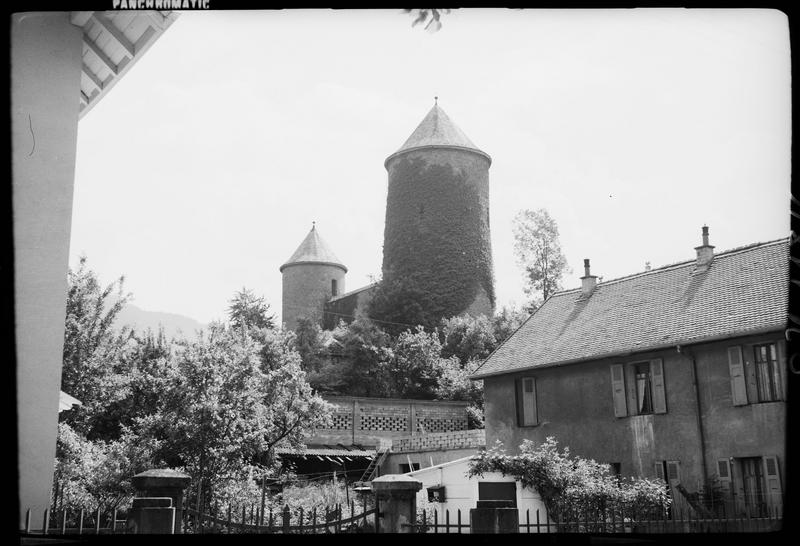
[727,346,748,406]
[654,462,665,482]
[523,378,538,425]
[515,378,524,426]
[610,364,627,417]
[666,461,680,485]
[776,341,786,401]
[717,458,732,494]
[650,359,667,414]
[762,455,783,512]
[626,364,638,413]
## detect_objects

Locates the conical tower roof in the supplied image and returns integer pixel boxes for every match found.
[385,102,491,167]
[280,224,347,273]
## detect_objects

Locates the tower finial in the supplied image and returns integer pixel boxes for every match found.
[434,96,438,105]
[312,221,315,230]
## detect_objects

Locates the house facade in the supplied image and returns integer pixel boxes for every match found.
[472,228,788,518]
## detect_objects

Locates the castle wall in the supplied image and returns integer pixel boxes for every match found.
[282,263,345,329]
[383,148,494,321]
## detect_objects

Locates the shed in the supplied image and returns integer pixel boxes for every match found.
[404,455,550,529]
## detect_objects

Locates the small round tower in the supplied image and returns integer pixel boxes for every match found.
[280,224,347,329]
[382,100,495,320]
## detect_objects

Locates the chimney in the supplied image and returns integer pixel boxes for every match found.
[581,258,597,295]
[694,225,715,270]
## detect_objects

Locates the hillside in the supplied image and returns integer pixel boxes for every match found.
[114,303,206,340]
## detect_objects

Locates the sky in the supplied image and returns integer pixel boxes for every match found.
[70,8,791,326]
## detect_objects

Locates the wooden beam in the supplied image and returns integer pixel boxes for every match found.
[83,34,117,75]
[70,11,93,27]
[92,13,135,57]
[134,25,157,55]
[82,63,104,91]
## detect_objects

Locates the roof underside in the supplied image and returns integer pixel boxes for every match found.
[280,226,346,272]
[71,10,178,119]
[276,445,376,459]
[473,239,789,378]
[386,104,490,165]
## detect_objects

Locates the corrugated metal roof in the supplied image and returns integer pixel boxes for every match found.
[280,225,347,273]
[472,238,789,378]
[276,446,376,458]
[385,103,491,166]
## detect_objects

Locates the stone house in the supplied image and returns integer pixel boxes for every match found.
[472,228,788,518]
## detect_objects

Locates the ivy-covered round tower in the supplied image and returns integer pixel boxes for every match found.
[280,224,347,329]
[380,100,495,323]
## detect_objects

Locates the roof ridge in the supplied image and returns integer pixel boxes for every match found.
[554,236,789,295]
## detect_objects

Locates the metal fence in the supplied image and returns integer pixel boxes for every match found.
[403,505,783,534]
[21,507,126,535]
[182,500,377,534]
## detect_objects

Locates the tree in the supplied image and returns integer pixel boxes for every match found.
[327,318,393,397]
[387,327,443,399]
[491,305,530,345]
[228,287,276,331]
[366,272,433,335]
[512,209,570,310]
[469,437,671,528]
[440,314,497,366]
[53,422,159,514]
[134,322,331,509]
[61,256,135,439]
[404,9,450,32]
[293,317,326,373]
[434,356,485,428]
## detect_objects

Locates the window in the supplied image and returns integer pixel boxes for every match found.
[611,360,666,417]
[635,363,654,414]
[515,377,538,426]
[427,486,446,503]
[721,456,783,518]
[728,343,783,405]
[754,344,780,402]
[399,463,420,473]
[478,482,517,508]
[331,279,338,297]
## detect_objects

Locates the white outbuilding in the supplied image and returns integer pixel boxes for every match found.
[405,455,551,532]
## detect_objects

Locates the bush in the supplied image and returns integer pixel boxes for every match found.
[468,437,671,529]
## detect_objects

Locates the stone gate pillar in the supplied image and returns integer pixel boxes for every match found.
[130,469,191,534]
[371,474,423,533]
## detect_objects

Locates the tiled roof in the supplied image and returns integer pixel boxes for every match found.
[385,103,491,166]
[280,225,347,273]
[472,238,789,379]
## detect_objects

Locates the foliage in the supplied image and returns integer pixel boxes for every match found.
[404,9,450,33]
[53,423,159,513]
[61,256,134,437]
[435,357,485,429]
[293,317,326,372]
[323,318,393,397]
[386,327,442,399]
[135,322,332,509]
[272,480,352,518]
[366,271,432,336]
[377,155,495,329]
[512,209,570,309]
[468,437,671,527]
[440,314,497,365]
[228,287,276,332]
[491,305,530,345]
